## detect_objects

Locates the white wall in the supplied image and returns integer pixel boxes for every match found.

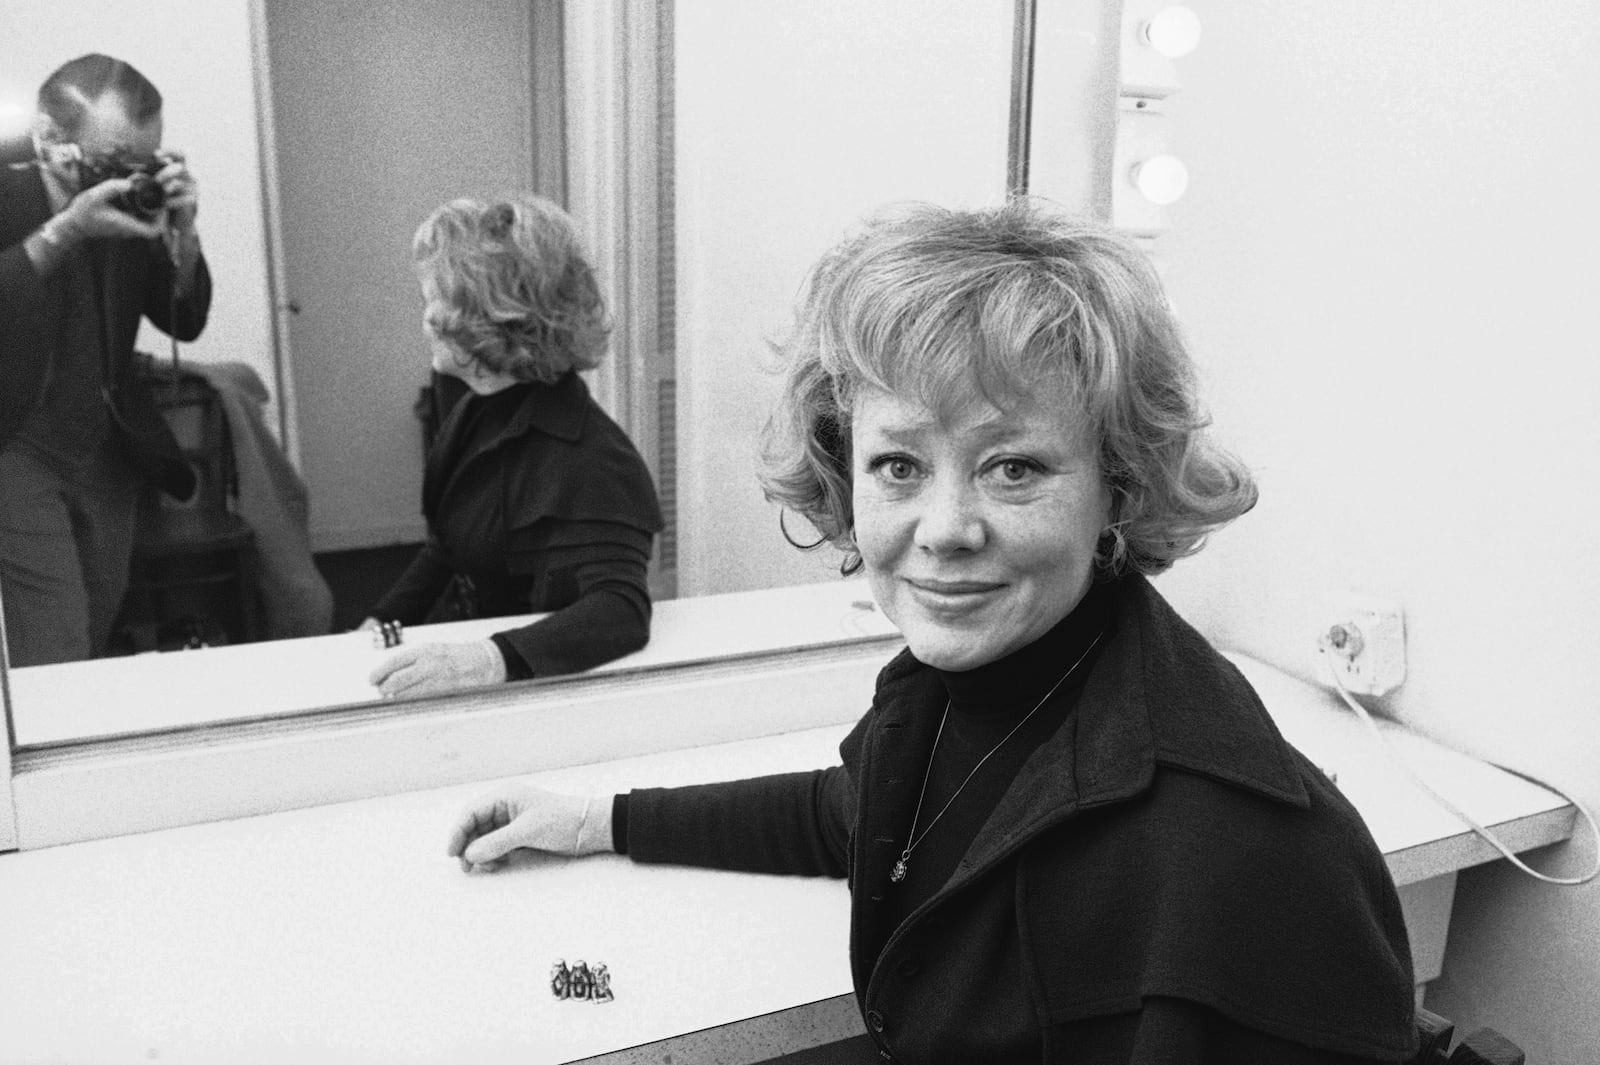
[0,1,279,428]
[672,0,1018,596]
[1148,4,1600,1060]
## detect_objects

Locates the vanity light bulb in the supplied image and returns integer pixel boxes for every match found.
[1142,5,1202,59]
[1132,154,1189,206]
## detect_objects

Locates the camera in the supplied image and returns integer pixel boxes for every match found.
[77,150,167,218]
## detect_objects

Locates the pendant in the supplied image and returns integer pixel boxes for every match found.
[890,857,908,883]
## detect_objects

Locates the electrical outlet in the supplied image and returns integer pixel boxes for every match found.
[1317,593,1406,696]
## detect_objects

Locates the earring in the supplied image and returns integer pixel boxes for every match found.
[1095,523,1126,571]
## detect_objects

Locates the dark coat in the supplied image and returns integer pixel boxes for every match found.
[625,575,1418,1064]
[0,153,212,497]
[373,371,664,676]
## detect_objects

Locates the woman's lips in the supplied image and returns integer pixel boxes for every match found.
[904,578,1004,611]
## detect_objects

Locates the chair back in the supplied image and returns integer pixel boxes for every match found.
[1411,1007,1526,1065]
[147,365,237,519]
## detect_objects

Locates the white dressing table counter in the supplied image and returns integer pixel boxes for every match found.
[0,649,1576,1063]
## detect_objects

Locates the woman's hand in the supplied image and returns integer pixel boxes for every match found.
[369,639,506,698]
[446,786,613,872]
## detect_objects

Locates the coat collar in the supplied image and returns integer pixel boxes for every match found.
[500,370,590,444]
[870,574,1310,876]
[440,370,589,457]
[425,372,590,518]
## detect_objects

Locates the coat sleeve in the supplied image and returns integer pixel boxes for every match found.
[1020,764,1418,1062]
[0,233,52,410]
[620,766,854,878]
[140,240,211,342]
[489,521,653,677]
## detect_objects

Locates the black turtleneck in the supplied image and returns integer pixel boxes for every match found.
[876,578,1114,942]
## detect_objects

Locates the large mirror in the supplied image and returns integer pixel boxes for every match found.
[1,0,1075,750]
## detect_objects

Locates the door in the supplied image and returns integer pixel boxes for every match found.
[264,0,548,551]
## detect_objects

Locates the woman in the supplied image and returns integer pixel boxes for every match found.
[443,202,1417,1062]
[366,194,662,698]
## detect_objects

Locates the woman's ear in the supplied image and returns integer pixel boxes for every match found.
[1093,482,1128,574]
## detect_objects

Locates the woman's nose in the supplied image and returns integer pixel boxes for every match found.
[913,479,986,555]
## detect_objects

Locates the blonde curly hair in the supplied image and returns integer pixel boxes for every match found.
[759,199,1257,577]
[413,194,608,384]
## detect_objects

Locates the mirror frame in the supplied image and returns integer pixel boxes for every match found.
[1,598,16,849]
[0,0,1074,852]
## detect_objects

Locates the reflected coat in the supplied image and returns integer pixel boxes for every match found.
[372,372,663,676]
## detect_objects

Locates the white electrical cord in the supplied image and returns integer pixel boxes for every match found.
[1318,634,1599,886]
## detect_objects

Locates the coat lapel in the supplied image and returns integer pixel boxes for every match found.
[901,575,1309,903]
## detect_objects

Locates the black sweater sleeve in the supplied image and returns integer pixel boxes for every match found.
[490,523,654,677]
[619,767,854,878]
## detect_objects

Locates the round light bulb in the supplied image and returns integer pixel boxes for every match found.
[1132,154,1189,206]
[1142,6,1203,59]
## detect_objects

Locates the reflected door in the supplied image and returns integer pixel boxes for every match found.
[264,0,548,552]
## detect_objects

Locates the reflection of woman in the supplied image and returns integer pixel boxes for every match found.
[442,203,1416,1062]
[366,195,662,698]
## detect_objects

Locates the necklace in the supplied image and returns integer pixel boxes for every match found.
[890,631,1103,884]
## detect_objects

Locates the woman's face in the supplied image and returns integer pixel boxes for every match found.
[851,383,1110,672]
[419,278,467,380]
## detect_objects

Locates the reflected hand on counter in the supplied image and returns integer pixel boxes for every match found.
[446,786,614,872]
[369,639,507,699]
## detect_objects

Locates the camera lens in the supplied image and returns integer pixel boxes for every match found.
[122,174,167,216]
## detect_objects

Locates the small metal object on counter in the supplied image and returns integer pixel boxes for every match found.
[568,960,593,1000]
[591,963,614,1003]
[550,958,614,1002]
[371,620,403,649]
[550,959,572,1000]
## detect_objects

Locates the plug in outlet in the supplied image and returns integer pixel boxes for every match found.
[1318,594,1406,696]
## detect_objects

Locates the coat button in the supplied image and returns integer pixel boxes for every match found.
[866,1009,885,1033]
[896,958,921,978]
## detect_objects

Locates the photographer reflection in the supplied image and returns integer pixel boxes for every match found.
[0,54,211,667]
[364,194,662,698]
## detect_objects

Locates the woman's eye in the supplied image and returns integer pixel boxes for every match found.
[992,458,1040,484]
[871,456,918,481]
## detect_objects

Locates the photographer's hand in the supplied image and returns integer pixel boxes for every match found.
[155,150,202,288]
[155,150,199,234]
[23,179,163,274]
